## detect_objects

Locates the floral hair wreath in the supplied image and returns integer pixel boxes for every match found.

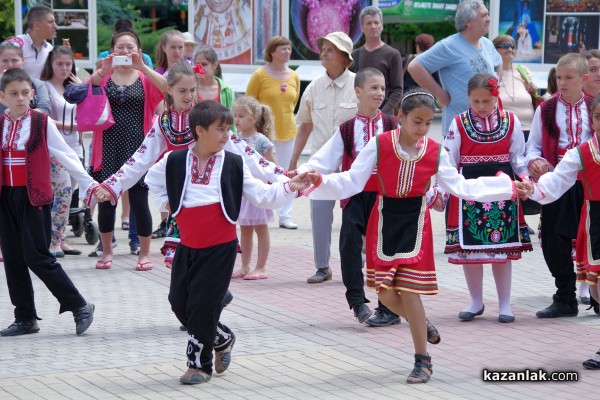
[193,63,205,78]
[488,78,500,97]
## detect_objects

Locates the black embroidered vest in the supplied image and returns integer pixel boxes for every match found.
[166,149,243,222]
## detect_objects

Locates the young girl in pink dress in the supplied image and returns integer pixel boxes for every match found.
[231,96,277,280]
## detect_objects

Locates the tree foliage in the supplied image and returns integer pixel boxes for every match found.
[0,0,16,40]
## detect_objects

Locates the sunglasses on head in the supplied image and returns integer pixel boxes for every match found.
[0,41,22,49]
[496,43,515,49]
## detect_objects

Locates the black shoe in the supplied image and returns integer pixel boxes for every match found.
[588,295,600,315]
[221,290,233,308]
[179,325,187,331]
[458,305,485,321]
[306,268,332,283]
[583,351,600,369]
[0,320,40,336]
[366,307,401,327]
[151,219,167,239]
[536,300,578,318]
[73,303,95,335]
[352,303,373,323]
[214,332,235,373]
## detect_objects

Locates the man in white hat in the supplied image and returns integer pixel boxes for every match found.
[182,32,197,63]
[289,32,358,285]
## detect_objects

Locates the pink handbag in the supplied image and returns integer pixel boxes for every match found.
[76,80,115,132]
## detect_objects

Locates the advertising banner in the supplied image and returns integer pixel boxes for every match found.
[379,0,459,21]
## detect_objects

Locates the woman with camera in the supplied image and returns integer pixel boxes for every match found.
[88,31,166,271]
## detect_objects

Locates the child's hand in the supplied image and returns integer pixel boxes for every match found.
[287,169,298,179]
[514,181,533,200]
[94,186,111,202]
[305,170,321,185]
[289,172,311,191]
[528,159,549,178]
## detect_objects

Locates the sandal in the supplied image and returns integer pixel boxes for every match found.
[136,261,153,271]
[426,318,441,344]
[121,221,130,230]
[95,259,112,269]
[583,351,600,370]
[407,353,433,384]
[231,270,247,279]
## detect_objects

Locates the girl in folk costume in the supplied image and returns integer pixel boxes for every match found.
[231,96,276,280]
[304,90,526,383]
[95,62,290,268]
[525,95,600,369]
[444,73,531,323]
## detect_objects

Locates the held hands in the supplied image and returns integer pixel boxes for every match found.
[514,181,533,200]
[289,171,312,191]
[94,185,111,203]
[528,159,550,179]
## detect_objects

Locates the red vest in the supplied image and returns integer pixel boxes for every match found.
[578,137,600,201]
[540,94,593,167]
[0,111,53,206]
[338,113,397,208]
[375,130,441,198]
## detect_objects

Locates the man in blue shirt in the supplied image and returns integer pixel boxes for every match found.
[407,0,501,136]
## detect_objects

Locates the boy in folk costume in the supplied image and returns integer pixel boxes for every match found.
[0,68,96,336]
[296,68,423,327]
[145,101,309,384]
[526,53,593,318]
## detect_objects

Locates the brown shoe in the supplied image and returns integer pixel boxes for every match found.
[307,268,332,283]
[179,368,211,384]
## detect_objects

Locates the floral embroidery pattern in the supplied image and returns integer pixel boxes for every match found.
[560,97,584,149]
[462,200,518,244]
[160,112,193,145]
[191,154,216,185]
[461,109,509,143]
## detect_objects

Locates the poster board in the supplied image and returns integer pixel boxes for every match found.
[495,0,600,65]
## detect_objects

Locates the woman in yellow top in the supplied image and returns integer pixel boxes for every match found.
[246,36,301,229]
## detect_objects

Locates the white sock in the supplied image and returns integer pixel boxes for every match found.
[492,261,513,316]
[462,264,484,313]
[579,282,590,298]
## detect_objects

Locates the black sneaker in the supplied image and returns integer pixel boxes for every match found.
[352,303,373,323]
[0,319,40,336]
[73,303,95,335]
[366,307,401,327]
[536,298,578,318]
[151,219,167,239]
[221,290,233,308]
[214,332,235,373]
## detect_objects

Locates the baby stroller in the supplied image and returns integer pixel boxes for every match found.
[69,188,99,245]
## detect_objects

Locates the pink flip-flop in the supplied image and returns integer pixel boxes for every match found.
[95,259,112,269]
[231,271,247,279]
[243,274,268,280]
[136,261,153,271]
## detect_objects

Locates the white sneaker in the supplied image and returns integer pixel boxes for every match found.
[279,217,298,229]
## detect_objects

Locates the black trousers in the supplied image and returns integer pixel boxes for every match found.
[540,182,583,306]
[340,192,396,316]
[169,239,237,374]
[0,187,86,321]
[98,183,152,236]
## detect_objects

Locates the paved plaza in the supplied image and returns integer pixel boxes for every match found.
[1,117,599,399]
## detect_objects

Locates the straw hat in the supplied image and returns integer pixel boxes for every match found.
[316,31,354,61]
[182,32,196,45]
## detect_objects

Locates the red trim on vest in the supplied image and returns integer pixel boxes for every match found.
[175,203,236,249]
